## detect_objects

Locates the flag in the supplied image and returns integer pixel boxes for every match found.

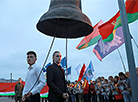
[98,12,120,42]
[93,26,124,61]
[78,64,86,81]
[99,0,138,42]
[82,61,94,82]
[60,57,66,69]
[64,66,71,75]
[125,0,138,23]
[76,20,103,50]
[43,62,51,72]
[75,64,81,75]
[0,82,49,98]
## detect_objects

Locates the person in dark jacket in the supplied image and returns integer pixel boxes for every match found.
[89,80,97,102]
[47,51,69,102]
[15,78,24,102]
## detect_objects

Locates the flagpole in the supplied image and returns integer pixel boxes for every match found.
[117,0,138,102]
[117,48,126,73]
[66,38,68,80]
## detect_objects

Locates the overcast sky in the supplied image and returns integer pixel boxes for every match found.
[0,0,138,81]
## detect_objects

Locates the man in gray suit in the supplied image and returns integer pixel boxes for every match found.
[47,51,69,102]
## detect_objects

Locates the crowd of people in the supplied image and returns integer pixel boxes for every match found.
[66,68,138,102]
[13,50,138,102]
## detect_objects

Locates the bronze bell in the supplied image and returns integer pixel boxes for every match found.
[36,0,93,38]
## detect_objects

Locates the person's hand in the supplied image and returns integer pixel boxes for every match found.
[128,88,131,92]
[108,86,111,90]
[22,95,26,102]
[117,82,121,86]
[62,93,69,99]
[25,92,32,98]
[90,91,93,94]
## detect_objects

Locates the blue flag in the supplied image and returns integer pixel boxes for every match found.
[75,64,81,75]
[43,62,51,72]
[60,57,66,69]
[82,61,94,81]
[64,66,71,75]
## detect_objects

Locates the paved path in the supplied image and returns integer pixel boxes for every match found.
[0,97,15,102]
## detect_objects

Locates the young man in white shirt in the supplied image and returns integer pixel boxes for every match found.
[22,51,46,102]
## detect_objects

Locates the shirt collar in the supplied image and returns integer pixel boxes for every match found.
[53,63,61,68]
[28,64,36,70]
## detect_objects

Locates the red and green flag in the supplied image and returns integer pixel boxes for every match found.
[99,0,138,42]
[76,20,103,50]
[0,82,49,98]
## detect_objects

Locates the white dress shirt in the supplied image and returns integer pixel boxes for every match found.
[23,64,46,95]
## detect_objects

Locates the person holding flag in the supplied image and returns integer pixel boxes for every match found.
[82,77,90,102]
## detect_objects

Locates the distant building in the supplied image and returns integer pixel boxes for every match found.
[0,78,18,83]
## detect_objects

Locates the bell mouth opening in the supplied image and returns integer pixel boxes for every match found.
[37,18,93,38]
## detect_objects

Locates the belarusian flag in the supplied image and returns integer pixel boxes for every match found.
[0,82,49,98]
[99,0,138,42]
[76,20,103,50]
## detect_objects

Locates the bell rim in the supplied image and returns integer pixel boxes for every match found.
[37,18,93,38]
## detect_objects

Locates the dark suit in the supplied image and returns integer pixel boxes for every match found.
[47,63,67,102]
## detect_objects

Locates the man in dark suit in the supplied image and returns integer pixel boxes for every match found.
[47,51,69,102]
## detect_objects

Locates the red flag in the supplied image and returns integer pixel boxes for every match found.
[98,12,120,41]
[0,82,49,97]
[98,0,138,42]
[76,20,103,50]
[78,64,86,81]
[126,0,138,13]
